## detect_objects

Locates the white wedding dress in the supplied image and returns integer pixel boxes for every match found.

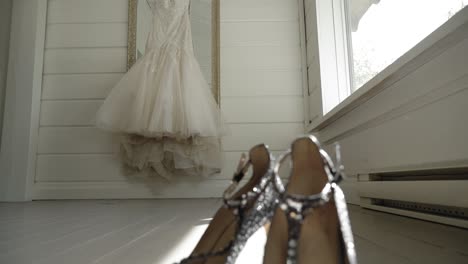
[96,0,225,179]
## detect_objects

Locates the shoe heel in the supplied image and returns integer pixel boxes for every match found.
[264,136,357,264]
[178,144,281,264]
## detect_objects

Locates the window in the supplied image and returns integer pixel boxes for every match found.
[315,0,468,114]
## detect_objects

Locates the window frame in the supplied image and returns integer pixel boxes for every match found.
[308,1,468,131]
[315,0,353,114]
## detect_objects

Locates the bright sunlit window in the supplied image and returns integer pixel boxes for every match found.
[349,0,468,90]
[316,0,468,114]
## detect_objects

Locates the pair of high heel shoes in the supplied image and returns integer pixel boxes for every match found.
[178,136,357,264]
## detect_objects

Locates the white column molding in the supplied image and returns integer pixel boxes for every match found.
[0,0,47,201]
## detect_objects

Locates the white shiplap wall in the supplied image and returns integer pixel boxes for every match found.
[34,0,304,199]
[191,0,213,85]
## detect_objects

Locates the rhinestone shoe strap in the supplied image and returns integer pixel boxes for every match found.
[177,152,273,264]
[273,136,357,264]
[278,183,333,264]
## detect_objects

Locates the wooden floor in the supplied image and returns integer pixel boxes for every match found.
[0,200,467,264]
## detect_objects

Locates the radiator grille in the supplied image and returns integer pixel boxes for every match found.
[369,167,468,181]
[372,199,468,220]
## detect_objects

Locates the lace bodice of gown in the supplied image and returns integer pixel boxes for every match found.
[146,0,193,52]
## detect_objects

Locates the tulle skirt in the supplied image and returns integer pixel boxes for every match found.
[96,44,226,179]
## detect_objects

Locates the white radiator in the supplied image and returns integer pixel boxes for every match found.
[357,168,468,228]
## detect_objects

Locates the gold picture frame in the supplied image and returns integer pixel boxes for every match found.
[127,0,221,104]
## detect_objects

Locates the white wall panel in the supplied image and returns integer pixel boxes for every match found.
[221,70,303,97]
[42,74,123,100]
[221,46,301,70]
[38,123,303,155]
[43,48,127,74]
[40,96,303,126]
[221,21,300,46]
[47,0,128,24]
[222,96,304,123]
[34,0,304,199]
[46,23,127,48]
[221,0,298,22]
[36,150,291,182]
[335,87,468,176]
[222,123,304,151]
[38,127,117,154]
[36,154,125,182]
[40,100,101,126]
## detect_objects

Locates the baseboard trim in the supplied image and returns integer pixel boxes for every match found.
[31,180,231,200]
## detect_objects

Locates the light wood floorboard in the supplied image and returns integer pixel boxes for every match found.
[0,200,467,263]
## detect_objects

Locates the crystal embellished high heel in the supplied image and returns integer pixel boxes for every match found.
[177,144,281,264]
[264,136,357,264]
